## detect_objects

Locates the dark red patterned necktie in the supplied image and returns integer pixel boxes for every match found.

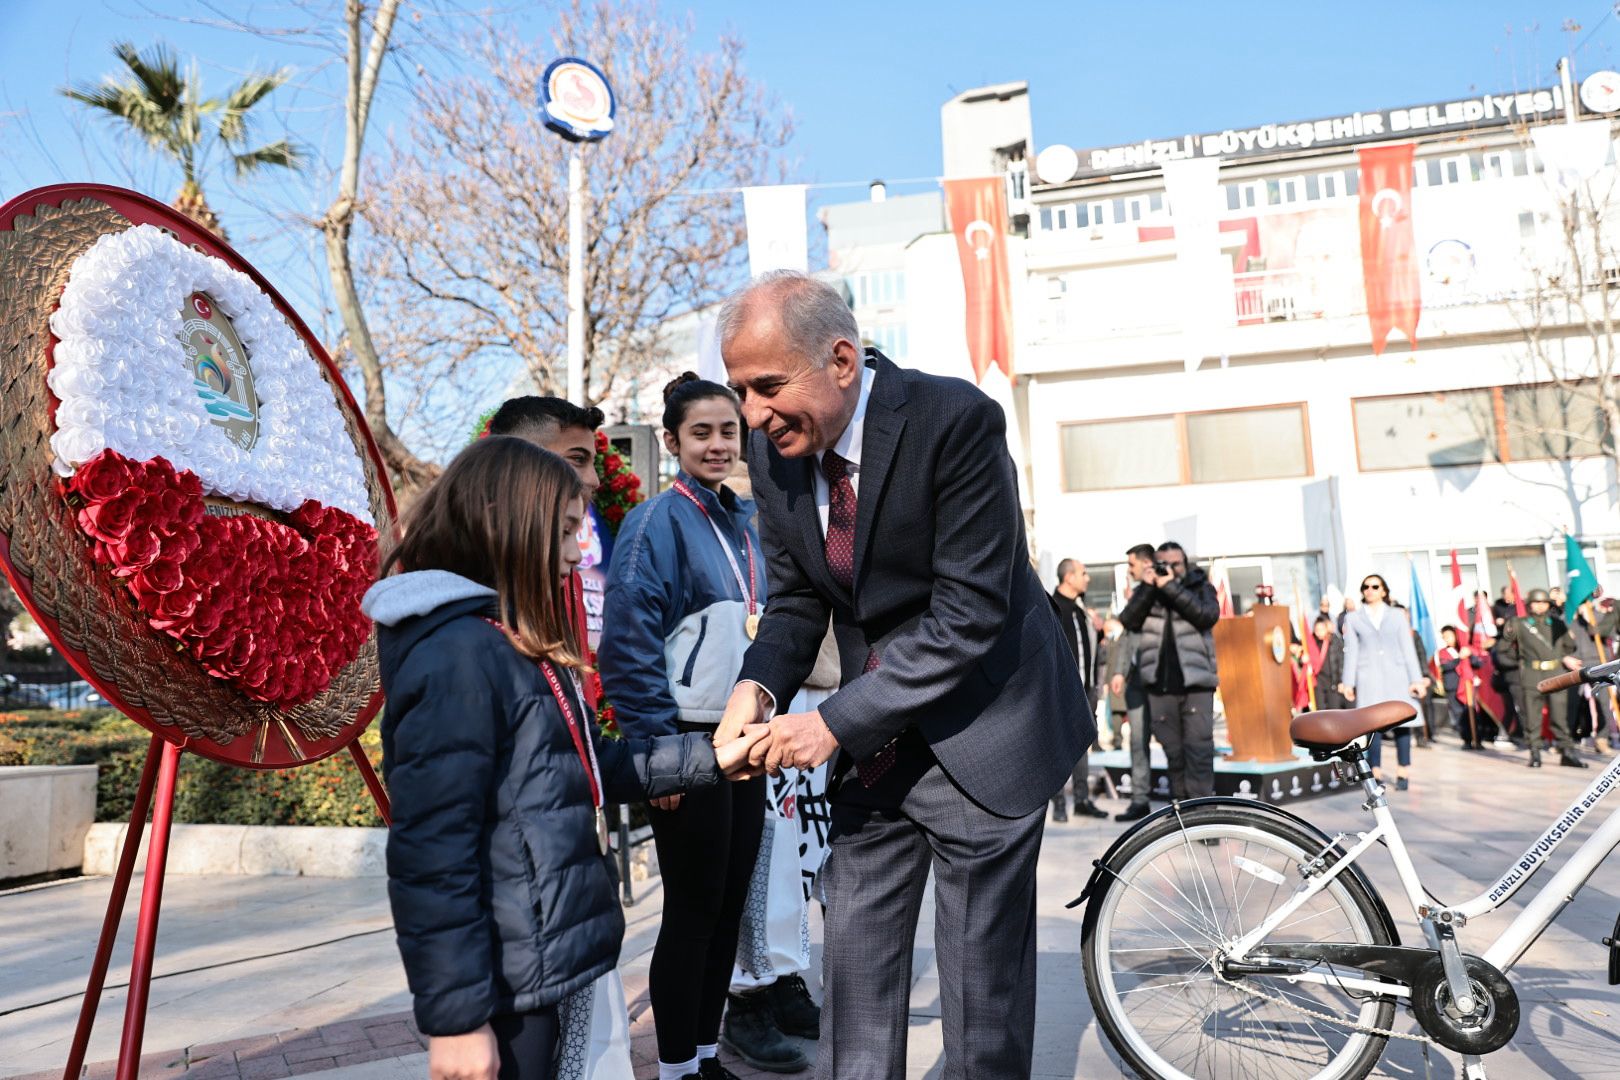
[821,449,896,785]
[821,449,856,591]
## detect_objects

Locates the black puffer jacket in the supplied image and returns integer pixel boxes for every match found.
[1118,566,1221,691]
[367,570,721,1037]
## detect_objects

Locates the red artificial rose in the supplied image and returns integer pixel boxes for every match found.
[74,451,137,504]
[628,474,641,489]
[604,453,623,473]
[78,490,141,542]
[138,557,186,595]
[595,430,609,451]
[108,528,162,571]
[604,503,626,523]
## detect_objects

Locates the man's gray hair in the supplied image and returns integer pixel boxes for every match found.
[717,269,862,367]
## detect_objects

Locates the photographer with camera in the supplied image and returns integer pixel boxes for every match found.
[1119,542,1221,801]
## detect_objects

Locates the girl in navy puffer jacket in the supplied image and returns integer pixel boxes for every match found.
[364,438,763,1080]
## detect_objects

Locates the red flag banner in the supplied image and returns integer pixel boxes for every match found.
[944,178,1014,383]
[1357,143,1421,354]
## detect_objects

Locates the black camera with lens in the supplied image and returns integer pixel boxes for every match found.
[1152,560,1170,576]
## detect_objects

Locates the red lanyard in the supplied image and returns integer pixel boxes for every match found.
[484,619,602,809]
[672,480,758,615]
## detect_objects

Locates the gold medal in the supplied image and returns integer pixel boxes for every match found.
[595,807,611,856]
[746,613,761,640]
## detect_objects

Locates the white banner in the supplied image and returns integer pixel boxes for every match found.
[1163,157,1226,373]
[742,185,809,278]
[1531,121,1612,191]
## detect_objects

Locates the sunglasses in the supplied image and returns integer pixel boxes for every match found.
[1361,582,1384,592]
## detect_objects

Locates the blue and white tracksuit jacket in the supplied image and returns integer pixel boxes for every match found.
[598,473,766,736]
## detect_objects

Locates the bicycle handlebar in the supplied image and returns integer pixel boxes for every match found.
[1538,656,1620,693]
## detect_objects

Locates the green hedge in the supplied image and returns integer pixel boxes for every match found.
[0,709,386,827]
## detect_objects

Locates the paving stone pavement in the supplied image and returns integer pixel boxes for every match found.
[3,735,1618,1078]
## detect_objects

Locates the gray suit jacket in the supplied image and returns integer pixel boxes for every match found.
[737,352,1092,817]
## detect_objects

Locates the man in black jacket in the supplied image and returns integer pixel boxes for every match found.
[1119,542,1221,800]
[1049,559,1108,821]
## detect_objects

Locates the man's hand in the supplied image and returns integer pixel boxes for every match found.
[429,1026,498,1080]
[1408,679,1429,699]
[749,710,839,774]
[1459,646,1472,658]
[650,795,682,812]
[1339,683,1356,703]
[715,682,771,747]
[1563,655,1583,671]
[1147,570,1174,589]
[1109,673,1125,697]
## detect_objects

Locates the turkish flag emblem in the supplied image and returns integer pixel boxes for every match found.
[1357,144,1421,354]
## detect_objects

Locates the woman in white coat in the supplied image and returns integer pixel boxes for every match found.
[1337,574,1430,790]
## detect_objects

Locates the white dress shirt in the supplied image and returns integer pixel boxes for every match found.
[812,364,876,536]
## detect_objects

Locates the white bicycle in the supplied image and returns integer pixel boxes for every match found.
[1076,657,1620,1080]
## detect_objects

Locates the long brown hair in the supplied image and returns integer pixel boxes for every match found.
[382,436,585,668]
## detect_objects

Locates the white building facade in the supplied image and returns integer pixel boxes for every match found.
[821,81,1620,615]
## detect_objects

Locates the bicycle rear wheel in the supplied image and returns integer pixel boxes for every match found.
[1082,803,1397,1080]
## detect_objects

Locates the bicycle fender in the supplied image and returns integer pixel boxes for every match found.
[1064,796,1402,946]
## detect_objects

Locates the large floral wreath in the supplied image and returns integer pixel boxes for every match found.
[49,226,378,708]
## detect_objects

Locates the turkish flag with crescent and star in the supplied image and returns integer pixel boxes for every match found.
[944,177,1014,383]
[1357,143,1421,355]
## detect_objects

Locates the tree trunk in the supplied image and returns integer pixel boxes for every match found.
[319,0,437,505]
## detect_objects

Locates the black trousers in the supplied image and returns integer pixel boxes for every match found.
[491,1007,560,1080]
[1147,691,1216,800]
[647,723,766,1064]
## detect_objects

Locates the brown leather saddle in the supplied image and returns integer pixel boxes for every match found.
[1289,701,1418,754]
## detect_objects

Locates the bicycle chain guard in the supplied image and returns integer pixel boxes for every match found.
[1410,953,1519,1055]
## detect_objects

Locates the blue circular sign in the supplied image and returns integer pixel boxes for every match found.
[540,57,616,142]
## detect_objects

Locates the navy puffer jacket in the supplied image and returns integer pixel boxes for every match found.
[366,571,721,1036]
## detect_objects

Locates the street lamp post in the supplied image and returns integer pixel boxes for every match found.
[539,57,617,406]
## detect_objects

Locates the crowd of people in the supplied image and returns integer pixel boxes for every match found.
[354,266,1618,1080]
[1044,554,1620,824]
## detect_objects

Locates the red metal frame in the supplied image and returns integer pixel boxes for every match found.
[115,738,183,1079]
[62,734,163,1080]
[348,741,392,825]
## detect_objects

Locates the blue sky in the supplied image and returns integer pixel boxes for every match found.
[2,0,1616,430]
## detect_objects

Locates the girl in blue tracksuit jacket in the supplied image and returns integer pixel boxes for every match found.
[597,374,766,1080]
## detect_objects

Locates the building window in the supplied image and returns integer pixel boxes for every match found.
[1186,405,1311,483]
[865,323,908,360]
[1060,404,1311,491]
[1354,381,1611,472]
[1061,416,1181,491]
[1503,381,1612,460]
[1352,390,1498,470]
[1040,207,1053,231]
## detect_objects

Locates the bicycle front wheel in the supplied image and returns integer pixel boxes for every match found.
[1082,803,1397,1080]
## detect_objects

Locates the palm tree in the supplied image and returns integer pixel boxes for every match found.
[62,41,303,239]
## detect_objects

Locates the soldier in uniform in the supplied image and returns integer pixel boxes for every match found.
[1570,598,1620,755]
[1496,588,1584,768]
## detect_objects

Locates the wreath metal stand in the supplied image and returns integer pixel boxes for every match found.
[61,737,393,1080]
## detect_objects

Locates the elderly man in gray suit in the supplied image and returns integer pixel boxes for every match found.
[713,270,1093,1078]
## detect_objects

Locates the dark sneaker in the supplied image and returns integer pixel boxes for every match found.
[1561,751,1589,769]
[697,1059,744,1080]
[765,973,821,1039]
[1075,799,1109,819]
[1529,748,1543,768]
[1050,799,1068,823]
[1115,801,1152,822]
[722,992,810,1073]
[1395,776,1409,791]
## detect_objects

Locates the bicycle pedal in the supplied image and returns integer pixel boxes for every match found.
[1606,911,1620,985]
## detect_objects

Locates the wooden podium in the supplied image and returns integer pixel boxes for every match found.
[1214,605,1297,763]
